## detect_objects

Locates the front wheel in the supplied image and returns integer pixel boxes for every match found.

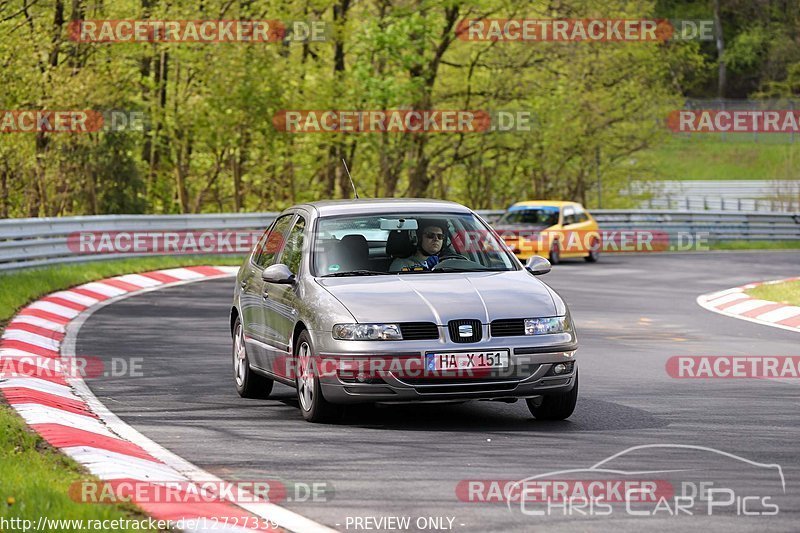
[295,331,343,423]
[548,241,561,265]
[233,318,274,399]
[585,238,600,263]
[527,371,578,420]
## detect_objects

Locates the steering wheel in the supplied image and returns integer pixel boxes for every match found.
[438,253,469,261]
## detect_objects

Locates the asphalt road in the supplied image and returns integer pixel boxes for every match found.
[78,252,800,532]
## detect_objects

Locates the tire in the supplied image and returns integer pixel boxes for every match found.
[548,240,561,265]
[232,318,274,399]
[527,371,578,420]
[585,238,600,263]
[295,330,343,423]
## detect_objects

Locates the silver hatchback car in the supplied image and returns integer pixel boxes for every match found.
[231,199,578,423]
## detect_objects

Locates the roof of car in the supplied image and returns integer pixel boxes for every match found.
[295,198,473,217]
[510,200,581,209]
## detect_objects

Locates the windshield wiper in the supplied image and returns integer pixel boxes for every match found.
[322,270,388,277]
[428,267,507,273]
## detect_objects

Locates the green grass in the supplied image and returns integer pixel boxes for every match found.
[641,136,800,181]
[0,255,243,324]
[0,405,162,532]
[746,280,800,306]
[708,240,800,251]
[0,255,243,532]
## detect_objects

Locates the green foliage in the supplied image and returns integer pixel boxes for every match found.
[0,406,160,532]
[0,255,243,322]
[0,0,710,216]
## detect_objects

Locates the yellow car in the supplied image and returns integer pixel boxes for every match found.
[493,201,601,264]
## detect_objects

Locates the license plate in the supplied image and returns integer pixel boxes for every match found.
[425,350,510,371]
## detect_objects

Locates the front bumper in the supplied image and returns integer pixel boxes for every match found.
[313,330,577,404]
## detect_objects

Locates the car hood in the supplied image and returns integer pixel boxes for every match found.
[493,224,554,234]
[316,271,558,324]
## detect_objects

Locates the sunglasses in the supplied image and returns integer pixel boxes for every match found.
[424,232,444,241]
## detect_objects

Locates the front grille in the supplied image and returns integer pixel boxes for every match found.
[399,322,439,340]
[415,382,517,395]
[448,319,482,343]
[491,319,525,337]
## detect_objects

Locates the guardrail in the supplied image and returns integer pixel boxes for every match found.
[1,209,798,272]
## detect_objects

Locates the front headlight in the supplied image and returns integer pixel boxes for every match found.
[333,323,402,341]
[524,316,571,335]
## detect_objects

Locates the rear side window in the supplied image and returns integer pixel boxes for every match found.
[254,214,293,268]
[574,207,589,223]
[562,207,576,225]
[279,216,306,275]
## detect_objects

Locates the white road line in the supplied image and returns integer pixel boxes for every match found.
[182,525,260,533]
[757,306,800,323]
[50,290,101,307]
[0,377,76,398]
[0,354,60,370]
[62,268,336,533]
[2,329,61,351]
[6,315,67,333]
[12,403,114,437]
[26,301,81,319]
[80,281,128,297]
[1,347,59,359]
[158,267,206,280]
[703,287,744,301]
[703,292,748,307]
[114,273,164,288]
[723,299,776,316]
[61,446,186,481]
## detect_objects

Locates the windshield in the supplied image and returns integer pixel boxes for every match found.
[499,207,560,226]
[313,212,517,276]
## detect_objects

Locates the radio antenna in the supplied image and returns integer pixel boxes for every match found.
[342,158,359,199]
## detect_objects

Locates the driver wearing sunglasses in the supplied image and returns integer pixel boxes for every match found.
[389,222,446,272]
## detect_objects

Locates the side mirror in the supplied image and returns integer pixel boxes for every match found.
[262,264,295,284]
[525,256,551,275]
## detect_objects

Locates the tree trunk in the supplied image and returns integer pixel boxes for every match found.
[714,0,726,98]
[0,160,8,218]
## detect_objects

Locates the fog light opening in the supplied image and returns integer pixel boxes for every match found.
[553,363,567,375]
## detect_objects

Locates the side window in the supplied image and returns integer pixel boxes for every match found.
[279,216,306,275]
[574,207,589,223]
[562,207,576,226]
[254,214,293,268]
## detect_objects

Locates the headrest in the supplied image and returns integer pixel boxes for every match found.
[385,230,415,258]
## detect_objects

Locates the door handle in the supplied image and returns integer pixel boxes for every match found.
[262,288,269,300]
[240,280,247,289]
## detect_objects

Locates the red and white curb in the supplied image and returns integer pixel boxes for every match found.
[697,277,800,334]
[1,266,334,533]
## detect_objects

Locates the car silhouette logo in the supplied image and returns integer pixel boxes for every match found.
[458,324,473,337]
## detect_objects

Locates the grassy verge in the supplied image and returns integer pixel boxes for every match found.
[708,240,800,251]
[0,255,243,532]
[0,255,243,324]
[641,136,800,181]
[746,280,800,306]
[0,405,161,532]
